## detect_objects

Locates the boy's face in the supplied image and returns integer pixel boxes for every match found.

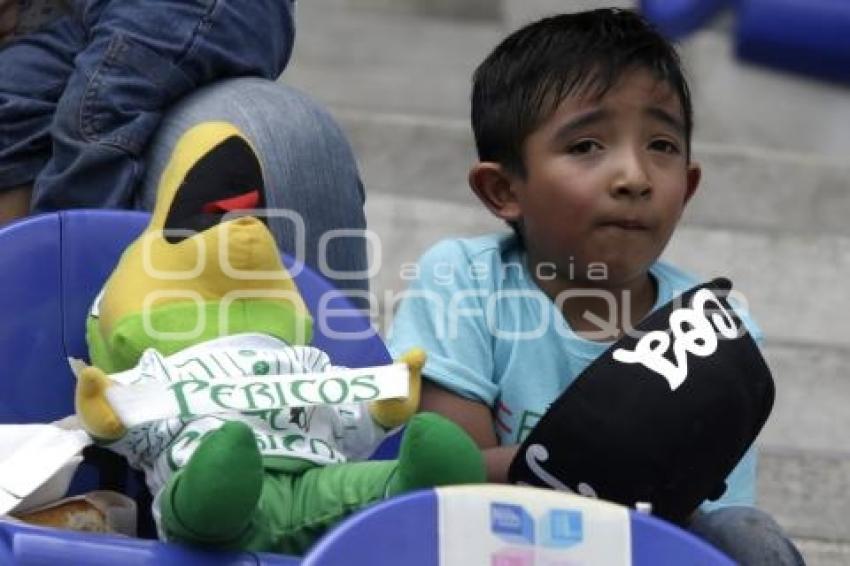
[506,69,700,289]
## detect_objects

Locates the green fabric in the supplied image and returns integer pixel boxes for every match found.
[161,421,264,544]
[163,437,397,554]
[238,459,399,555]
[386,412,486,496]
[158,413,485,555]
[87,299,313,373]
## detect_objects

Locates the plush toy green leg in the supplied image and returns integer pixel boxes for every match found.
[161,421,263,547]
[386,412,486,495]
[161,413,483,553]
[234,412,485,555]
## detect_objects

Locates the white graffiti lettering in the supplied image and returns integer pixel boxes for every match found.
[517,444,598,499]
[612,288,740,390]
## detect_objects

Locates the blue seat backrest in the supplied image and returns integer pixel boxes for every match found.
[0,213,67,424]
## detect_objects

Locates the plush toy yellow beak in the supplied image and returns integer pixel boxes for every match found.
[88,122,312,372]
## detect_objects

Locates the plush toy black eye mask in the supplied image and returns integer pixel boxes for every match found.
[508,278,774,525]
[163,135,266,242]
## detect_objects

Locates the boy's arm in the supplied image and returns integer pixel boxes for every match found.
[420,379,517,483]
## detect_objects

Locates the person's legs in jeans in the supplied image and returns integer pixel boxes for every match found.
[137,78,370,306]
[30,0,295,212]
[0,15,83,224]
[689,506,805,565]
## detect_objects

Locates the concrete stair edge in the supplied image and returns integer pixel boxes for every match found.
[793,537,850,566]
[759,447,850,542]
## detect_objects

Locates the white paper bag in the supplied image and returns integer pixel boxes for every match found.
[0,423,92,515]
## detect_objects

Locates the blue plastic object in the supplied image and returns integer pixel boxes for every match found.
[630,511,733,565]
[305,489,736,566]
[0,521,298,566]
[0,210,394,565]
[640,0,733,39]
[736,0,850,83]
[0,213,65,425]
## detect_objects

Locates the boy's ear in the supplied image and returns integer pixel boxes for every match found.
[684,162,702,205]
[468,162,522,222]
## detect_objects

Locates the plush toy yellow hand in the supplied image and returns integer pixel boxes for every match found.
[74,365,127,441]
[369,348,425,430]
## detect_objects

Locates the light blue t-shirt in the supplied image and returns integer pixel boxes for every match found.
[388,233,764,510]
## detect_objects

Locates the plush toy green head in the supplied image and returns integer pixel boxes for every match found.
[86,122,313,373]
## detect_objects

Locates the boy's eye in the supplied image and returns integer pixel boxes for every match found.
[649,139,681,154]
[567,140,603,155]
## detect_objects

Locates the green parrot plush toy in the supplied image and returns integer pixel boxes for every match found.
[73,122,485,555]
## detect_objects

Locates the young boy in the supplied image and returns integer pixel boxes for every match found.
[388,9,803,564]
[0,0,294,221]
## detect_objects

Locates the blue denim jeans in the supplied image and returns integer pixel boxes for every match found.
[0,0,295,211]
[137,78,370,303]
[688,506,805,565]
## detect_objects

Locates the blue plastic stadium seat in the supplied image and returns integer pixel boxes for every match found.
[0,520,298,566]
[305,486,736,566]
[0,210,393,565]
[641,0,850,84]
[640,0,733,39]
[736,0,850,84]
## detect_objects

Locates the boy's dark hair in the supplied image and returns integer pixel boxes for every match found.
[471,9,693,177]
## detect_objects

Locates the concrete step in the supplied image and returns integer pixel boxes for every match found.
[760,447,850,543]
[681,30,850,163]
[364,192,503,317]
[680,145,850,238]
[794,538,850,566]
[663,226,850,349]
[304,0,501,21]
[332,108,850,238]
[287,1,501,119]
[502,0,637,28]
[758,343,850,454]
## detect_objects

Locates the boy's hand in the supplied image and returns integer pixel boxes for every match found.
[0,0,18,43]
[368,348,425,429]
[74,365,127,441]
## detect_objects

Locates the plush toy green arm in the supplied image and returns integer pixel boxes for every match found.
[369,348,424,430]
[74,365,126,441]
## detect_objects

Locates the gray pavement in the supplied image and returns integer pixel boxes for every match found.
[286,2,850,563]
